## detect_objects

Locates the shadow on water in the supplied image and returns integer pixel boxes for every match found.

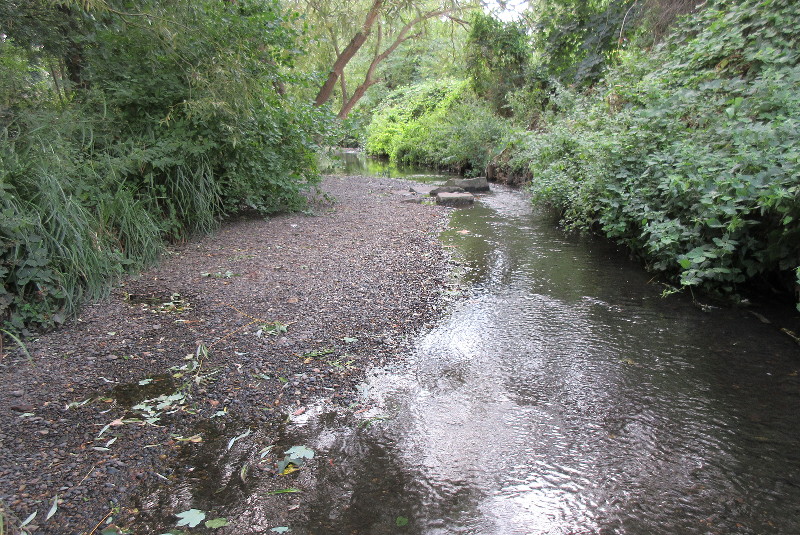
[134,160,800,534]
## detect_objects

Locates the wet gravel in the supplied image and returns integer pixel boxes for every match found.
[0,175,454,534]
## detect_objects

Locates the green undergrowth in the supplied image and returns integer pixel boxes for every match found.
[365,79,510,176]
[517,0,800,302]
[1,0,324,337]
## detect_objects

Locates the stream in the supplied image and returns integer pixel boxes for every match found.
[145,154,800,534]
[284,154,800,534]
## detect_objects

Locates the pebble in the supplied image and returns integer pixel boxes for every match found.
[0,176,451,535]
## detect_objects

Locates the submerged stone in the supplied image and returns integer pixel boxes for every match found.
[435,192,475,207]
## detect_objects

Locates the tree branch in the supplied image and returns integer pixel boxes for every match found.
[314,0,384,107]
[337,8,453,118]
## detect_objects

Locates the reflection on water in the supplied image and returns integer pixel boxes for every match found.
[275,183,800,534]
[326,150,456,183]
[138,166,800,534]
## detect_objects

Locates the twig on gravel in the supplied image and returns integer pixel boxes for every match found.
[76,463,98,488]
[87,509,113,535]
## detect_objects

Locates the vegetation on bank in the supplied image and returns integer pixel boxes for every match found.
[365,0,800,304]
[521,0,800,300]
[1,0,323,334]
[364,79,509,175]
[3,0,799,337]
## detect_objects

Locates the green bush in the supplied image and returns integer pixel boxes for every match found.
[365,79,467,157]
[0,0,323,335]
[366,79,509,175]
[523,0,800,299]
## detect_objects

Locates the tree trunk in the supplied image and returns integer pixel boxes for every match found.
[314,0,383,107]
[338,79,379,119]
[336,9,450,118]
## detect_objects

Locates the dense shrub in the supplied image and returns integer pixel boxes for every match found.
[0,0,323,334]
[523,0,800,299]
[365,79,509,175]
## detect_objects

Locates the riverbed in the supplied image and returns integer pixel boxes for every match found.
[278,157,800,534]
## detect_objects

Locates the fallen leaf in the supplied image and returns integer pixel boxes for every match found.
[46,495,58,520]
[292,407,306,416]
[205,517,229,529]
[227,428,252,451]
[284,445,315,460]
[287,297,299,304]
[20,511,37,528]
[175,509,206,528]
[267,488,302,495]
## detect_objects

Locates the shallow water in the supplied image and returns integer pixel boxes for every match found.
[274,158,800,534]
[138,156,800,534]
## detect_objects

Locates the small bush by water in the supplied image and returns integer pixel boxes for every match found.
[365,79,510,176]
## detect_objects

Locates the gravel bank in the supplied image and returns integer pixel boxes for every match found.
[0,175,454,534]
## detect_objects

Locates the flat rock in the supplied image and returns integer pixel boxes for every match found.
[444,176,490,193]
[409,185,436,195]
[429,186,466,196]
[435,192,475,207]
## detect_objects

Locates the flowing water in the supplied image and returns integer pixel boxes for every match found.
[141,155,800,534]
[279,154,800,534]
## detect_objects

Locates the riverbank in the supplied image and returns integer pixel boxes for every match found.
[0,175,453,534]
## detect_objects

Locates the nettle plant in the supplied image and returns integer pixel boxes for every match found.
[526,0,800,301]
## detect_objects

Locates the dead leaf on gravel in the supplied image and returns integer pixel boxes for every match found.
[287,297,299,304]
[456,230,470,234]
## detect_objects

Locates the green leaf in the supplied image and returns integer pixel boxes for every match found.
[46,494,59,520]
[396,516,410,527]
[205,518,229,529]
[267,488,302,495]
[284,445,314,460]
[270,528,291,533]
[175,509,206,527]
